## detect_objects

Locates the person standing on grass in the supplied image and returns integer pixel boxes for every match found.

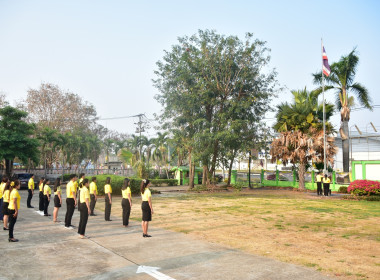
[65,174,78,228]
[43,179,51,216]
[38,177,45,212]
[141,179,154,238]
[53,178,62,222]
[2,180,11,231]
[27,174,35,208]
[78,178,91,239]
[89,177,97,216]
[316,171,323,196]
[121,178,132,227]
[323,174,331,197]
[8,180,20,242]
[0,176,8,222]
[104,177,112,221]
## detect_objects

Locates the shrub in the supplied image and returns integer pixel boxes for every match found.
[338,186,348,194]
[347,180,380,196]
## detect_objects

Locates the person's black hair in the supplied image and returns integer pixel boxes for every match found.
[4,181,11,191]
[105,177,111,184]
[42,178,50,187]
[80,178,89,188]
[69,174,77,180]
[140,179,150,194]
[31,174,34,177]
[2,176,8,183]
[91,177,96,182]
[79,173,85,178]
[122,178,130,190]
[54,178,61,192]
[39,177,45,182]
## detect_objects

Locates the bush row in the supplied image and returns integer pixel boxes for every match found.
[347,180,380,196]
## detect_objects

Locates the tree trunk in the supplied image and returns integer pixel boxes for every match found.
[341,120,350,172]
[188,149,195,189]
[228,159,233,185]
[298,162,306,190]
[202,165,208,186]
[5,159,13,177]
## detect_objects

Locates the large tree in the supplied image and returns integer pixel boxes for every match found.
[154,30,277,186]
[313,49,372,172]
[0,106,40,176]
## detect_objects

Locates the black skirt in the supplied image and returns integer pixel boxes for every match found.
[54,195,61,208]
[2,202,9,216]
[141,201,151,221]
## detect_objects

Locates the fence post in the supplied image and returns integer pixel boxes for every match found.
[276,169,279,186]
[293,170,296,188]
[332,171,336,190]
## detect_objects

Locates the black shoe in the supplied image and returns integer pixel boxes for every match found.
[143,234,146,237]
[8,238,18,242]
[105,219,112,221]
[145,234,152,237]
[44,214,51,216]
[3,227,9,231]
[90,214,96,216]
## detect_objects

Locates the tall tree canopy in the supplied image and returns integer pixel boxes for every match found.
[154,30,277,187]
[313,49,372,172]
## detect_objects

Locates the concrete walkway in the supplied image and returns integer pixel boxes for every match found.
[0,190,331,280]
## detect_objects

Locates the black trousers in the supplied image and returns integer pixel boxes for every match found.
[323,183,330,196]
[105,195,111,221]
[90,194,96,215]
[39,191,44,211]
[65,198,75,227]
[0,198,3,220]
[27,189,33,207]
[44,195,50,215]
[78,203,89,235]
[316,182,322,195]
[8,209,17,239]
[121,198,131,226]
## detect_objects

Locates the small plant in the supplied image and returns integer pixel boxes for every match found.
[232,181,245,192]
[348,180,380,196]
[338,186,348,193]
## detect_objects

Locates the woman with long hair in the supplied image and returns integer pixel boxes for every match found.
[141,179,154,237]
[78,178,91,239]
[43,179,51,216]
[53,178,62,222]
[0,176,8,222]
[104,177,112,221]
[38,177,45,212]
[8,179,20,242]
[2,179,11,230]
[89,177,97,216]
[121,178,132,227]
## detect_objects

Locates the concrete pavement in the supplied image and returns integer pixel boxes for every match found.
[0,190,332,280]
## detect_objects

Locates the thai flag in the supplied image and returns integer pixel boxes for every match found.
[322,46,331,77]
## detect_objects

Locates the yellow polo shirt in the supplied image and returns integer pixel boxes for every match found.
[66,181,76,198]
[316,174,322,182]
[122,187,131,199]
[104,184,112,194]
[3,189,10,203]
[39,183,44,192]
[8,189,20,210]
[80,186,90,203]
[54,186,61,195]
[28,178,35,190]
[323,177,331,183]
[89,182,97,195]
[0,182,5,199]
[44,185,51,196]
[141,188,151,201]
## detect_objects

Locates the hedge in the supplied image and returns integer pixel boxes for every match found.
[347,180,380,196]
[338,186,348,194]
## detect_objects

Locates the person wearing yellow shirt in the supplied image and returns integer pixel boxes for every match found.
[316,172,323,196]
[43,179,51,216]
[53,178,62,222]
[104,177,112,221]
[121,178,132,227]
[141,179,154,238]
[27,174,35,208]
[0,176,8,222]
[77,173,85,209]
[78,179,91,239]
[89,177,98,216]
[322,174,331,197]
[2,178,10,230]
[8,180,21,242]
[38,177,45,212]
[65,174,78,228]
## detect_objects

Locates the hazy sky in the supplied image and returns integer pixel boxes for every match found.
[1,0,379,137]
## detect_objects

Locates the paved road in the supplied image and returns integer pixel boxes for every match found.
[0,190,331,280]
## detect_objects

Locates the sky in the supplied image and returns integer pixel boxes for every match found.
[0,0,379,137]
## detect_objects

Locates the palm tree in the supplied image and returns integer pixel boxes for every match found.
[313,49,372,172]
[271,88,336,189]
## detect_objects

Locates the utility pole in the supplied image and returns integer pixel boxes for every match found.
[135,114,146,161]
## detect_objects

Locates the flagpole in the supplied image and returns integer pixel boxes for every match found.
[321,38,326,174]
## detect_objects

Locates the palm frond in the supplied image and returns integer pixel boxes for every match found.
[349,82,372,110]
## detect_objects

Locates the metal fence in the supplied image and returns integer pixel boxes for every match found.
[10,168,135,178]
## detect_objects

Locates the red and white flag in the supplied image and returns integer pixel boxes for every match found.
[322,45,331,77]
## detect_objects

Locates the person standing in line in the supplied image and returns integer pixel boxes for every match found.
[65,174,78,228]
[104,177,112,221]
[77,173,85,209]
[26,174,35,208]
[141,179,154,238]
[38,177,45,212]
[53,178,62,222]
[0,176,8,222]
[2,180,11,230]
[43,179,51,216]
[89,177,97,216]
[323,174,331,197]
[316,172,323,196]
[8,180,20,242]
[78,179,91,239]
[121,178,132,227]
